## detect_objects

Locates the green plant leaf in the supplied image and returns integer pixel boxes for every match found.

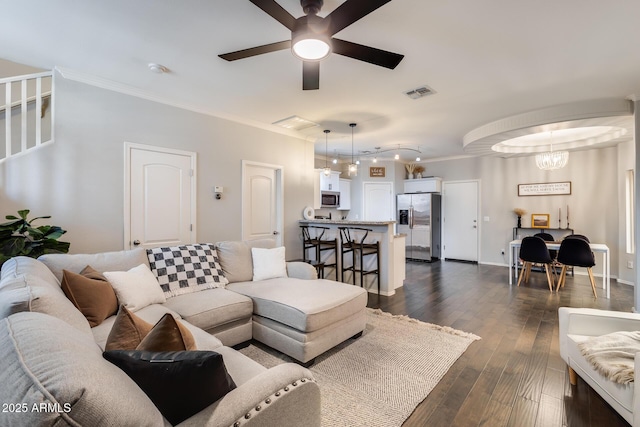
[0,218,23,229]
[2,237,26,257]
[41,239,70,254]
[26,226,45,240]
[17,210,30,220]
[29,215,52,223]
[44,226,66,240]
[5,215,18,220]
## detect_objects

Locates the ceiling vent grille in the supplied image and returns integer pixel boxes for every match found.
[272,115,319,131]
[404,85,436,100]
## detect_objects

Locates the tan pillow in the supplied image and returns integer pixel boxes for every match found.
[61,266,118,327]
[105,306,154,351]
[136,313,196,351]
[105,306,196,352]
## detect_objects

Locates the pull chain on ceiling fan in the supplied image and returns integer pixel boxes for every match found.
[219,0,404,90]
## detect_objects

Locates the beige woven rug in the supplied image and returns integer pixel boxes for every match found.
[240,308,481,427]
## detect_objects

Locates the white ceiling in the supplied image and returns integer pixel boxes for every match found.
[2,0,639,162]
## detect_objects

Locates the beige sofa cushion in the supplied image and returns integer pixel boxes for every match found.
[215,239,275,283]
[38,248,149,283]
[227,278,368,332]
[0,312,164,426]
[0,257,92,336]
[162,288,253,332]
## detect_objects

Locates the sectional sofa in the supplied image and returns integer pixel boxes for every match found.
[0,239,368,426]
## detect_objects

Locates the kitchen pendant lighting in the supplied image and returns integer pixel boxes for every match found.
[535,132,569,170]
[348,123,357,176]
[323,129,331,176]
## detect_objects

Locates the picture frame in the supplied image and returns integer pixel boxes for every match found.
[531,213,550,229]
[369,166,386,177]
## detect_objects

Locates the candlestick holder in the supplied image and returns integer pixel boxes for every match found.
[566,222,570,230]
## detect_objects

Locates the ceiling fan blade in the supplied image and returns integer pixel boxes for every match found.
[249,0,297,31]
[219,40,291,61]
[332,38,403,69]
[302,62,320,90]
[325,0,392,36]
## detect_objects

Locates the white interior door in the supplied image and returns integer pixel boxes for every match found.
[125,143,196,250]
[442,180,479,262]
[242,161,283,245]
[364,182,393,221]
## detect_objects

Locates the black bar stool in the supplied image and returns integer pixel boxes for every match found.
[300,225,338,280]
[338,227,380,294]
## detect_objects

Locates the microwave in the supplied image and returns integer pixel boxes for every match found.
[321,191,340,208]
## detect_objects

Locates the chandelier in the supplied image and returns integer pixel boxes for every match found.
[535,132,569,170]
[323,129,331,176]
[348,123,357,177]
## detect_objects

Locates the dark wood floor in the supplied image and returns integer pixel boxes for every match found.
[366,260,634,427]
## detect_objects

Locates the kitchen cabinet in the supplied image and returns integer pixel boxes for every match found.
[403,177,442,193]
[338,178,351,211]
[320,171,341,191]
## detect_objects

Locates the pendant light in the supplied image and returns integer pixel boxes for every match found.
[322,129,332,176]
[535,131,569,170]
[348,123,357,176]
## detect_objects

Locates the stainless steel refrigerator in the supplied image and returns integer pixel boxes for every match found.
[397,193,441,261]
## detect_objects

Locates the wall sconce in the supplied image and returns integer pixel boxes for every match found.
[214,186,223,200]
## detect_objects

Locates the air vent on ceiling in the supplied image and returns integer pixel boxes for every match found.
[404,85,436,100]
[272,115,319,131]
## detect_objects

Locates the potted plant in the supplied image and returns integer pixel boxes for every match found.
[405,163,416,179]
[0,210,70,266]
[414,165,425,179]
[513,208,526,228]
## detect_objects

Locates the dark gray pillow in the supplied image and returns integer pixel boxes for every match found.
[103,350,236,425]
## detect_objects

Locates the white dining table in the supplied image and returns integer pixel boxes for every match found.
[508,239,611,298]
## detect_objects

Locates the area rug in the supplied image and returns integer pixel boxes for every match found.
[239,308,481,427]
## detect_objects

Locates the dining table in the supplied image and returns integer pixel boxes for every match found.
[508,239,611,298]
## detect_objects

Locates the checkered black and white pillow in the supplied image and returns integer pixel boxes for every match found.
[146,244,229,298]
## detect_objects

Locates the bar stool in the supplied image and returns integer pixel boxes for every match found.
[300,225,338,279]
[338,227,381,295]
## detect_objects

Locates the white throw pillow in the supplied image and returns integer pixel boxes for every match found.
[104,264,166,312]
[251,247,288,281]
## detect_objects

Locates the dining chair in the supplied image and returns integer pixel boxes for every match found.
[564,234,590,243]
[534,232,558,261]
[556,237,597,298]
[517,236,555,291]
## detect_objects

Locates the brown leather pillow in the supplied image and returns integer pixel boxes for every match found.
[136,313,196,352]
[105,305,154,351]
[106,306,196,352]
[61,266,118,327]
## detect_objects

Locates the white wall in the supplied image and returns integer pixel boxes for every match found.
[0,72,316,257]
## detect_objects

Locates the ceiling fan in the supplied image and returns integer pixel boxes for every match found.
[219,0,404,90]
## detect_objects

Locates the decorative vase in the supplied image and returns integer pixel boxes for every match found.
[408,173,414,179]
[416,173,422,179]
[517,216,522,228]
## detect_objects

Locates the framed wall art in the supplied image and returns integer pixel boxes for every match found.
[518,181,571,196]
[531,213,550,228]
[369,166,385,177]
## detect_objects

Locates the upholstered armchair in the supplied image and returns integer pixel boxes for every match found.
[559,307,640,425]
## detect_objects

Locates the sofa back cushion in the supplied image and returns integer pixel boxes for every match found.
[38,248,149,283]
[0,312,164,426]
[0,257,92,336]
[215,239,275,283]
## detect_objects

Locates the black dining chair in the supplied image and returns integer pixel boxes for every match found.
[534,232,557,261]
[517,236,555,291]
[556,237,597,298]
[564,234,590,243]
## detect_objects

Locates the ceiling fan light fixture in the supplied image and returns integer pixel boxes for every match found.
[292,36,331,61]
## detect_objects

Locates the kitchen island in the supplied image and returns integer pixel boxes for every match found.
[298,219,401,296]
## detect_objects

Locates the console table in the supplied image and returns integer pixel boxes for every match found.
[512,227,574,240]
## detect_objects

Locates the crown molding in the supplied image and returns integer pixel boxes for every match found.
[54,66,304,140]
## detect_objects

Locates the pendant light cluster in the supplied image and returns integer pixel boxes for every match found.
[348,123,358,177]
[535,131,569,170]
[323,129,332,176]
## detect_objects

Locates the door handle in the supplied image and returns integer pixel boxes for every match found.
[133,240,141,246]
[409,207,414,229]
[273,231,280,235]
